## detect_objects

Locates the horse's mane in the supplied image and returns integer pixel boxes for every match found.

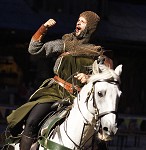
[87,62,121,84]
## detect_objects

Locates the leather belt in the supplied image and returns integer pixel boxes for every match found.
[54,75,81,94]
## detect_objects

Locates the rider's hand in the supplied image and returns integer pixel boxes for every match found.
[74,73,89,83]
[44,19,56,28]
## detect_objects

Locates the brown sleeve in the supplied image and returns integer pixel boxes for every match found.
[32,24,48,41]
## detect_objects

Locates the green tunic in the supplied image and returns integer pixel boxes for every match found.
[7,54,97,129]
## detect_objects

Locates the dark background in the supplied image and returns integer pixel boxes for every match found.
[0,0,146,115]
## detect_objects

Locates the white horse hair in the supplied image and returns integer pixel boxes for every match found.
[5,64,122,150]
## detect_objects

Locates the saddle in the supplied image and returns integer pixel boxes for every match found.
[39,105,71,136]
[38,105,72,150]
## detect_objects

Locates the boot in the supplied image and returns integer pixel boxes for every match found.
[20,134,36,150]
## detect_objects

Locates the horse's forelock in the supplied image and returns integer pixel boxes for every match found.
[88,65,120,84]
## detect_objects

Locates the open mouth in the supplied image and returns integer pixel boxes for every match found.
[76,26,81,33]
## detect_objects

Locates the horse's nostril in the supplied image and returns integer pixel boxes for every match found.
[103,127,108,132]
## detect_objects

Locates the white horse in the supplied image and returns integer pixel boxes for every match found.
[5,64,122,150]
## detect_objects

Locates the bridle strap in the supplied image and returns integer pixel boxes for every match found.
[63,79,118,149]
[92,80,118,120]
[98,111,117,119]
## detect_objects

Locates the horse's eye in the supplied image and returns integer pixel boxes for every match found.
[98,91,103,97]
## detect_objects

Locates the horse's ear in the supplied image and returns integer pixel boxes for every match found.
[115,65,122,76]
[92,60,99,74]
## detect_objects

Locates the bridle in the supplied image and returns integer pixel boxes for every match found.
[92,79,119,122]
[66,78,119,149]
[57,78,119,150]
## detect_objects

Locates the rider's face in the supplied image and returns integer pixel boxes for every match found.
[75,17,87,36]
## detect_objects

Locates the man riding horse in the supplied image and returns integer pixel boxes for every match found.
[6,11,113,150]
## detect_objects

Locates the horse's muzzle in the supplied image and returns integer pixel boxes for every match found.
[97,125,118,141]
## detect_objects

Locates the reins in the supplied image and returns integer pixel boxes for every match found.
[63,78,118,149]
[76,79,119,149]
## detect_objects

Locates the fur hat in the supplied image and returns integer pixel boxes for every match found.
[79,11,100,34]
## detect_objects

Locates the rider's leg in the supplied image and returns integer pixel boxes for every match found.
[20,102,53,150]
[20,134,36,150]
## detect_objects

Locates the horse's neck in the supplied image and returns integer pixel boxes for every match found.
[66,96,94,134]
[70,99,96,146]
[51,95,95,149]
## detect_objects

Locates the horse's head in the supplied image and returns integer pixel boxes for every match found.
[86,63,122,141]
